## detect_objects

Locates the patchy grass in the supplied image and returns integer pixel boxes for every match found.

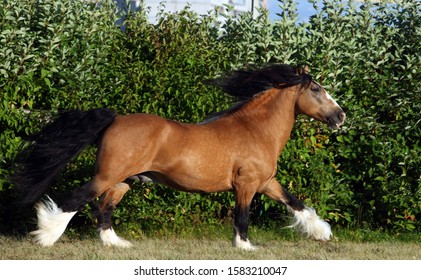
[1,225,420,260]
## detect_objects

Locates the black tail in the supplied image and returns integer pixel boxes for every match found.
[13,108,117,205]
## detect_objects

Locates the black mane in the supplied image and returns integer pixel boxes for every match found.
[213,64,313,101]
[203,64,312,123]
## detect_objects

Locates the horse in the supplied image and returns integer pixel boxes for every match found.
[13,64,345,250]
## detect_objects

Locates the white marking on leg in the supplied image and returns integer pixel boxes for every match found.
[287,206,332,241]
[30,197,77,246]
[232,227,257,250]
[99,228,132,248]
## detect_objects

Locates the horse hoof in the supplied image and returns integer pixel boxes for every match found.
[233,236,258,251]
[31,197,77,247]
[100,228,133,248]
[288,206,332,241]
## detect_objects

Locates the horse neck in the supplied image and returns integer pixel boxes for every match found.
[233,87,298,155]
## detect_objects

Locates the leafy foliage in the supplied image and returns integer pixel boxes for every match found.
[1,0,420,235]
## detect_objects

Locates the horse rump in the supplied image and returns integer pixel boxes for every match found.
[12,108,116,205]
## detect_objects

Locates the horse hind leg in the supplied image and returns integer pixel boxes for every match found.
[31,197,77,246]
[261,180,332,241]
[31,178,112,246]
[96,180,132,248]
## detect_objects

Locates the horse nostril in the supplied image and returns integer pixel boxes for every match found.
[339,112,346,123]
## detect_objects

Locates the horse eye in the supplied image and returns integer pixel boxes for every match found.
[311,86,321,93]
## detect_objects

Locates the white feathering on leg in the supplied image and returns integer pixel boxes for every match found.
[232,227,257,251]
[287,206,332,241]
[30,197,76,246]
[99,228,132,248]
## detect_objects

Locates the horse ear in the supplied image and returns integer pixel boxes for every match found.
[296,65,310,75]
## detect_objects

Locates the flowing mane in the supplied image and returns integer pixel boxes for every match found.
[214,64,313,100]
[204,64,313,122]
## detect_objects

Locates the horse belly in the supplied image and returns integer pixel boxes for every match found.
[151,140,235,193]
[150,171,232,193]
[153,156,234,193]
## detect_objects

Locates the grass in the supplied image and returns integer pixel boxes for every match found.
[1,224,420,260]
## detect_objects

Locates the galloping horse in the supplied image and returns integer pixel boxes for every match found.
[13,64,345,250]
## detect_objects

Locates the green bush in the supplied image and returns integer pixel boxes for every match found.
[1,0,419,235]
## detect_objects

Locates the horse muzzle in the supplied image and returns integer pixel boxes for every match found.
[327,110,346,129]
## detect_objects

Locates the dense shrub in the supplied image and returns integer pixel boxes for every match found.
[1,0,419,235]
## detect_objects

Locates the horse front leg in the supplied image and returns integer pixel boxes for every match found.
[233,187,257,250]
[261,179,332,241]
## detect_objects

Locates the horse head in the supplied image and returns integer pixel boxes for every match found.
[295,71,346,129]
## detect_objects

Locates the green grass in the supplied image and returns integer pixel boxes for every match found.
[1,224,420,260]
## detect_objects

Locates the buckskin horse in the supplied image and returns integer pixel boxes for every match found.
[13,64,345,250]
